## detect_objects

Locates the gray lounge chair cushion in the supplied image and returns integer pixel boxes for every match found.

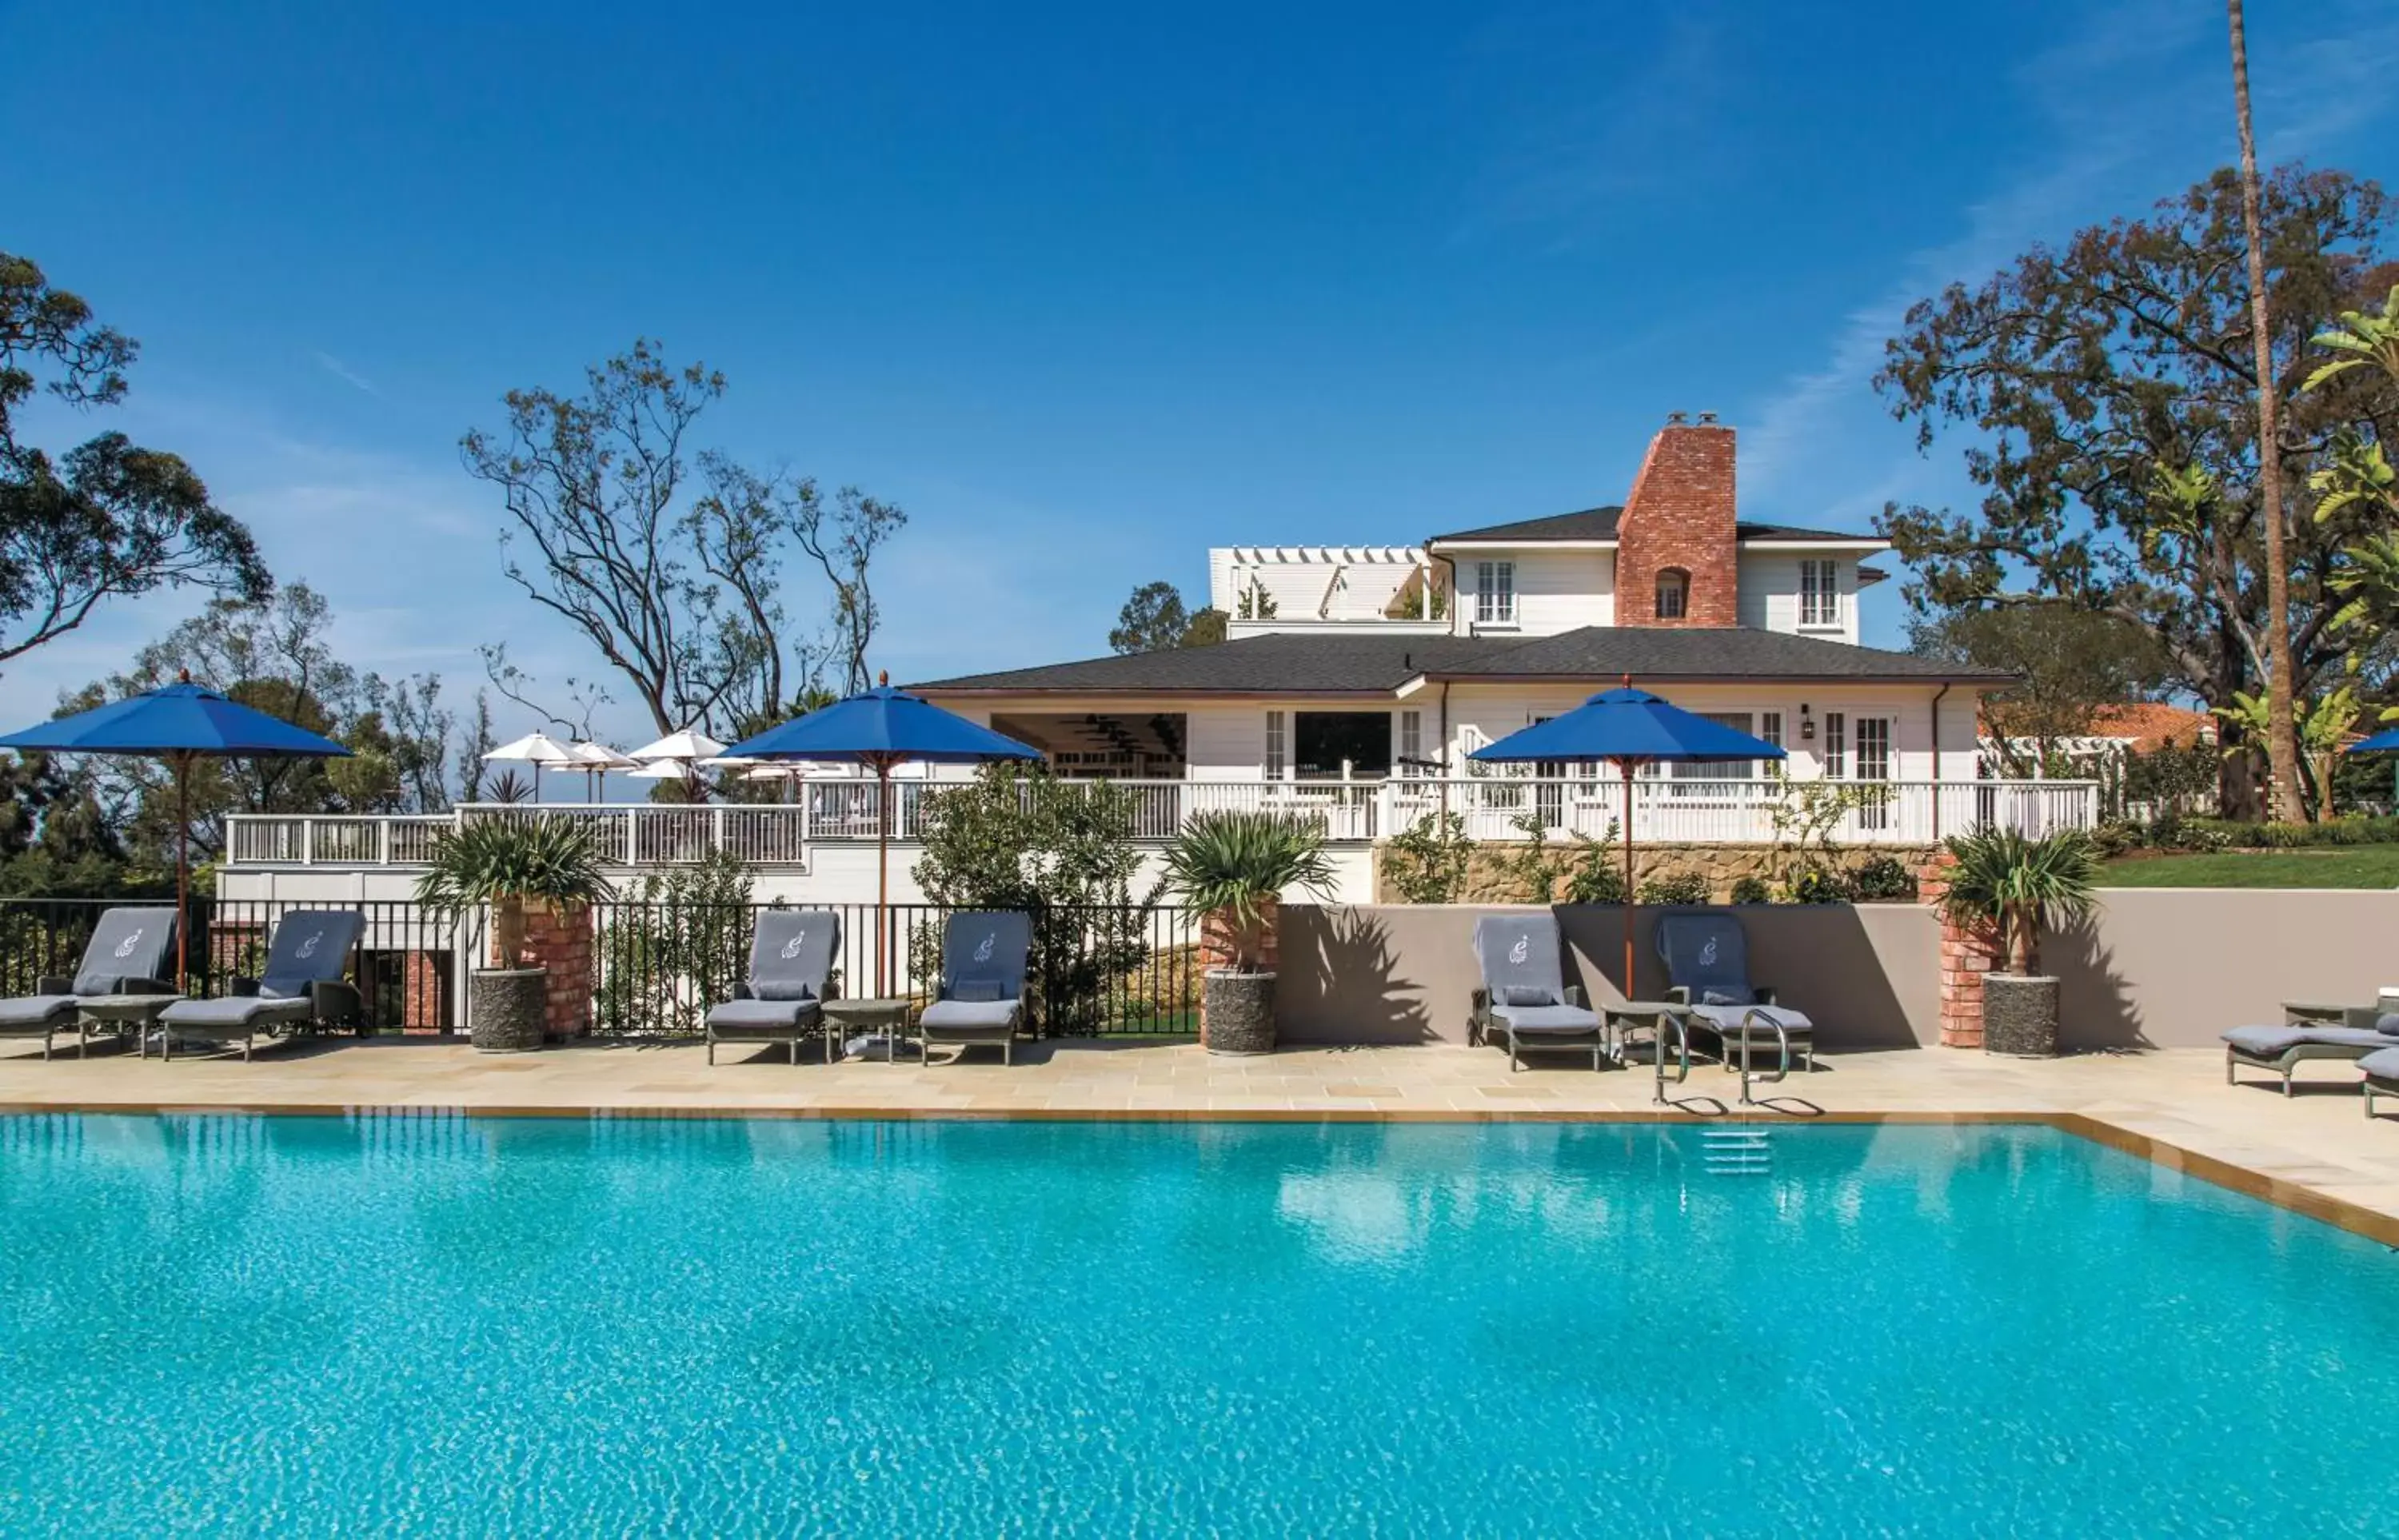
[2361,1046,2399,1081]
[1475,915,1574,1004]
[706,997,823,1032]
[941,912,1031,1001]
[1496,984,1559,1007]
[0,995,76,1028]
[1655,914,1760,1007]
[744,912,837,1002]
[1488,1002,1603,1035]
[159,995,315,1031]
[254,911,365,998]
[2224,1024,2393,1055]
[2381,1014,2399,1037]
[1690,1003,1813,1034]
[68,908,178,997]
[920,998,1020,1031]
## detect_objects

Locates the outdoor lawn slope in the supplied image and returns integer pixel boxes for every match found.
[2099,848,2399,889]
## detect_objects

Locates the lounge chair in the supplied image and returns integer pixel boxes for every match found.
[2223,1004,2399,1095]
[2363,1045,2399,1119]
[156,910,365,1060]
[705,910,839,1065]
[1654,912,1814,1074]
[1469,913,1607,1071]
[0,907,178,1059]
[918,911,1031,1065]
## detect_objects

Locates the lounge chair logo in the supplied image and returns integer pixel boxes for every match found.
[780,931,808,959]
[973,933,996,963]
[1699,937,1719,967]
[114,929,144,958]
[1508,936,1528,965]
[298,933,322,959]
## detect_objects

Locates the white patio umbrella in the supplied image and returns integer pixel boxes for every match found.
[628,728,727,764]
[485,731,576,801]
[565,740,638,803]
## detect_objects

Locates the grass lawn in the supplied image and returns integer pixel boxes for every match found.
[2098,845,2399,888]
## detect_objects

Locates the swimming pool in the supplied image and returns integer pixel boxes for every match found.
[0,1116,2387,1534]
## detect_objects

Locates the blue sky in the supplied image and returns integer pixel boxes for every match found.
[3,0,2395,741]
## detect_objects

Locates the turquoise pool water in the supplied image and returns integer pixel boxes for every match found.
[0,1117,2390,1535]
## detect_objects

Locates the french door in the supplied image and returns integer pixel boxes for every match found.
[1851,716,1894,831]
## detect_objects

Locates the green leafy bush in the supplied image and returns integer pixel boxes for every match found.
[1637,870,1710,906]
[1728,876,1772,905]
[1938,827,2102,973]
[1849,855,1918,902]
[414,814,615,964]
[1785,867,1851,905]
[594,850,756,1036]
[1561,856,1625,905]
[1383,812,1472,904]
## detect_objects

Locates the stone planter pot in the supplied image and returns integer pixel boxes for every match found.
[1982,972,2061,1057]
[469,966,549,1054]
[1202,968,1278,1055]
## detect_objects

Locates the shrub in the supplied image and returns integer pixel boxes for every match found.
[594,850,756,1036]
[1637,870,1710,906]
[1562,856,1626,905]
[1785,867,1851,904]
[1728,875,1772,905]
[414,813,615,965]
[1848,855,1918,902]
[2187,816,2399,848]
[1383,812,1472,904]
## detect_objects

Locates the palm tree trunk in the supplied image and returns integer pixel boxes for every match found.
[2229,0,2305,824]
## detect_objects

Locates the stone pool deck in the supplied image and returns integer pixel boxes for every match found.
[5,1037,2398,1243]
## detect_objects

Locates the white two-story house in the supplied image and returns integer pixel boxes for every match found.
[908,412,2072,900]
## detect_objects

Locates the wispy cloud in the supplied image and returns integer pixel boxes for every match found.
[310,350,380,397]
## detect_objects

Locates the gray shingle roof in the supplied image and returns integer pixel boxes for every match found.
[1423,506,1885,545]
[911,627,2010,695]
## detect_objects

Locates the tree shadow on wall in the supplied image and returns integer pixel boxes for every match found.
[1278,907,1438,1044]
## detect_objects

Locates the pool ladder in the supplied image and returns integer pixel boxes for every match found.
[1699,1127,1772,1176]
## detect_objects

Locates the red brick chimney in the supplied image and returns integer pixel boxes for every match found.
[1615,412,1738,628]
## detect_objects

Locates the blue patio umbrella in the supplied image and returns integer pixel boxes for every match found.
[725,675,1040,995]
[1471,680,1786,996]
[0,672,353,988]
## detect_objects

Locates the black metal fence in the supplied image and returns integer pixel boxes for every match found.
[0,896,1197,1039]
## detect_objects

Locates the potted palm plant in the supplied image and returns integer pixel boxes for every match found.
[1938,827,2102,1056]
[416,816,615,1052]
[1162,809,1335,1055]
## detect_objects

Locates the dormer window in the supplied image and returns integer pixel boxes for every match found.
[1475,561,1516,625]
[1655,568,1689,620]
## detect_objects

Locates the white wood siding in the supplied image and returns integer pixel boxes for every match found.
[1736,553,1859,642]
[1460,549,1613,636]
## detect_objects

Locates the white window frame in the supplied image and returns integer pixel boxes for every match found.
[1655,568,1689,620]
[1823,711,1846,780]
[1475,561,1516,626]
[1398,710,1423,779]
[1670,709,1769,796]
[1799,559,1841,628]
[1264,710,1287,783]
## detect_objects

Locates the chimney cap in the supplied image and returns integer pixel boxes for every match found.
[1666,410,1688,426]
[1696,410,1718,425]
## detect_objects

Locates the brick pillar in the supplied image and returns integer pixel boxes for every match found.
[1918,851,1993,1049]
[401,950,445,1035]
[520,902,594,1041]
[1196,903,1278,1047]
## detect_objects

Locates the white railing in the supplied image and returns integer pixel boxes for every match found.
[219,778,2099,868]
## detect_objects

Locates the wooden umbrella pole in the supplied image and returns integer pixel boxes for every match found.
[1620,758,1635,998]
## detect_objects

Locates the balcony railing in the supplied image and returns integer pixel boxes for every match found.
[221,777,2097,870]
